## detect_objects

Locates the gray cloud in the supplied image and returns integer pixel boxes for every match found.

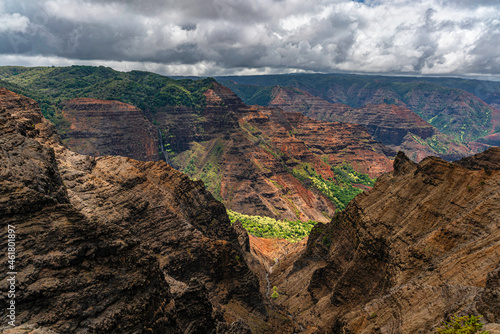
[0,0,499,79]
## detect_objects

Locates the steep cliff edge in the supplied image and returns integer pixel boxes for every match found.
[0,88,273,333]
[271,149,500,333]
[59,98,159,161]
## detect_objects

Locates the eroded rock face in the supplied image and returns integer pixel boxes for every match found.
[268,86,478,162]
[36,81,395,222]
[269,86,434,145]
[272,149,500,333]
[171,83,394,222]
[0,88,268,333]
[60,98,159,161]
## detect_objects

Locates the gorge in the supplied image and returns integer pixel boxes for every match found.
[0,68,499,334]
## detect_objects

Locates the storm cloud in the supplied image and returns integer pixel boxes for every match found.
[0,0,499,79]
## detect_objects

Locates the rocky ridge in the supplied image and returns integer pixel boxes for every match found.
[269,148,500,333]
[0,88,279,333]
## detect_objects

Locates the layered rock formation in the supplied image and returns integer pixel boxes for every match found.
[59,98,159,161]
[170,83,394,222]
[10,74,395,222]
[220,74,499,143]
[0,88,275,333]
[0,67,399,223]
[268,85,478,162]
[270,149,500,333]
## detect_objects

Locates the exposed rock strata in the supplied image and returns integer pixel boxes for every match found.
[49,82,394,222]
[220,75,499,143]
[271,148,500,333]
[268,86,478,162]
[60,98,159,161]
[171,83,394,222]
[0,88,271,333]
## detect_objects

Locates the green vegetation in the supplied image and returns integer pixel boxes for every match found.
[271,286,279,299]
[227,209,317,242]
[436,315,489,334]
[0,65,215,123]
[176,139,225,201]
[292,162,375,212]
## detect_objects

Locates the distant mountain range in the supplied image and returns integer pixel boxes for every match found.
[217,73,500,149]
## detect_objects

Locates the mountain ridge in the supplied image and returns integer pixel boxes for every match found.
[267,85,481,161]
[217,73,500,144]
[0,66,396,222]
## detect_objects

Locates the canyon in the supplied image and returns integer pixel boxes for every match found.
[1,88,498,333]
[266,85,478,162]
[0,68,499,333]
[219,73,500,147]
[0,67,395,222]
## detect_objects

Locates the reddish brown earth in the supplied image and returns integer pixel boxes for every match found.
[478,132,500,146]
[0,88,290,333]
[268,149,500,333]
[309,80,498,143]
[170,83,394,222]
[50,83,395,222]
[60,98,159,161]
[248,235,306,272]
[269,86,479,162]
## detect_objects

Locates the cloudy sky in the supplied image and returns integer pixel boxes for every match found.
[0,0,499,79]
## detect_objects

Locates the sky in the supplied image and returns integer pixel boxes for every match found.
[0,0,499,79]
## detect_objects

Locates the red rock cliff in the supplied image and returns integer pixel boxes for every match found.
[60,98,159,161]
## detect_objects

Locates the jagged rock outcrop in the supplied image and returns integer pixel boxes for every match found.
[271,149,500,333]
[268,86,478,162]
[59,98,159,161]
[0,88,270,333]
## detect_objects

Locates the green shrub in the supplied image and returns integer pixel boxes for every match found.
[271,286,279,299]
[291,162,375,212]
[227,210,317,242]
[436,315,489,334]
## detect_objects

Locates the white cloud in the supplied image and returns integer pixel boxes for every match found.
[0,0,499,79]
[0,12,30,33]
